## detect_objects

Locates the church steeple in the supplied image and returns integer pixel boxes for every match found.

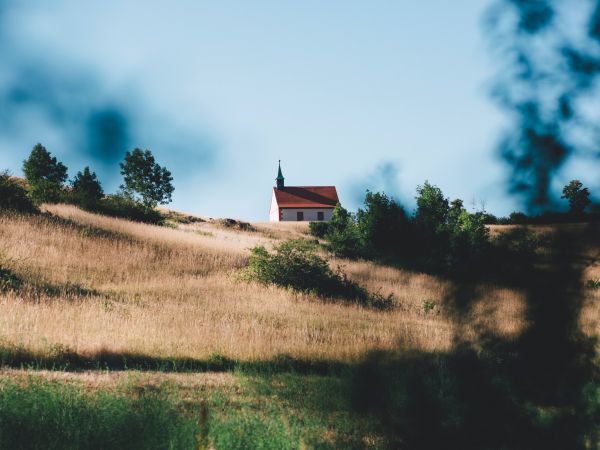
[276,160,285,189]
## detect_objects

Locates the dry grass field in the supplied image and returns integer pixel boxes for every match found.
[0,204,559,364]
[0,204,598,448]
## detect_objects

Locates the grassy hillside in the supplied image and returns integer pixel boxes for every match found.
[0,205,598,448]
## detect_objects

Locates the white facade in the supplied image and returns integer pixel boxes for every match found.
[269,190,335,222]
[280,208,333,222]
[269,190,280,221]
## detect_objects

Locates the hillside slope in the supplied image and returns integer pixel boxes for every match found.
[0,205,598,448]
[0,204,549,363]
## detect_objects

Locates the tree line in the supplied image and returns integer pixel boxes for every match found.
[1,143,174,224]
[310,180,596,277]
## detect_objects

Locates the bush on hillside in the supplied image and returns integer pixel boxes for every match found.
[508,211,529,224]
[357,191,412,257]
[241,239,393,309]
[445,210,490,274]
[481,212,499,224]
[70,166,104,211]
[323,204,363,258]
[414,181,449,235]
[0,172,37,213]
[308,221,329,238]
[98,193,165,225]
[406,191,489,274]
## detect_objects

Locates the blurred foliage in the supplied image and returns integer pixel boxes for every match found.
[487,0,600,212]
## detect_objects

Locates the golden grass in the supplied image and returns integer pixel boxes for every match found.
[0,206,596,366]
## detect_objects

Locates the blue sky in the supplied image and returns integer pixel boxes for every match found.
[2,0,591,220]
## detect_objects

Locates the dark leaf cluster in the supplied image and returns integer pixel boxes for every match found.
[0,172,36,213]
[22,143,68,204]
[310,183,494,276]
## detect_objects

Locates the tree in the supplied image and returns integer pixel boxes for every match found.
[448,198,465,227]
[325,203,361,258]
[561,180,591,216]
[356,191,410,256]
[119,148,174,208]
[446,208,490,273]
[71,167,103,210]
[414,181,449,233]
[22,143,68,203]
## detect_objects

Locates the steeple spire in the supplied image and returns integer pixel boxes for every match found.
[276,160,285,189]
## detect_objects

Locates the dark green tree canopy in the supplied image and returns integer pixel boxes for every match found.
[414,181,449,232]
[119,148,174,208]
[22,143,68,185]
[22,143,68,203]
[71,167,103,210]
[357,191,409,254]
[561,179,591,216]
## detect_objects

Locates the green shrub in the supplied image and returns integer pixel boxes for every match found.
[242,239,393,309]
[357,191,411,257]
[0,379,198,450]
[0,172,36,213]
[70,166,104,211]
[481,212,498,224]
[422,299,436,314]
[0,267,21,292]
[324,204,363,258]
[308,221,329,238]
[98,194,165,225]
[509,211,529,224]
[414,181,449,234]
[586,279,600,290]
[445,210,490,274]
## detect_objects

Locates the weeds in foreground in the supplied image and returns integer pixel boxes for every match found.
[0,379,197,450]
[586,279,600,290]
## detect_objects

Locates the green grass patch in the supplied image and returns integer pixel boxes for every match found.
[0,369,389,450]
[204,372,387,449]
[0,378,197,450]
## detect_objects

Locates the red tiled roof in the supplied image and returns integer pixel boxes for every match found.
[273,186,339,208]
